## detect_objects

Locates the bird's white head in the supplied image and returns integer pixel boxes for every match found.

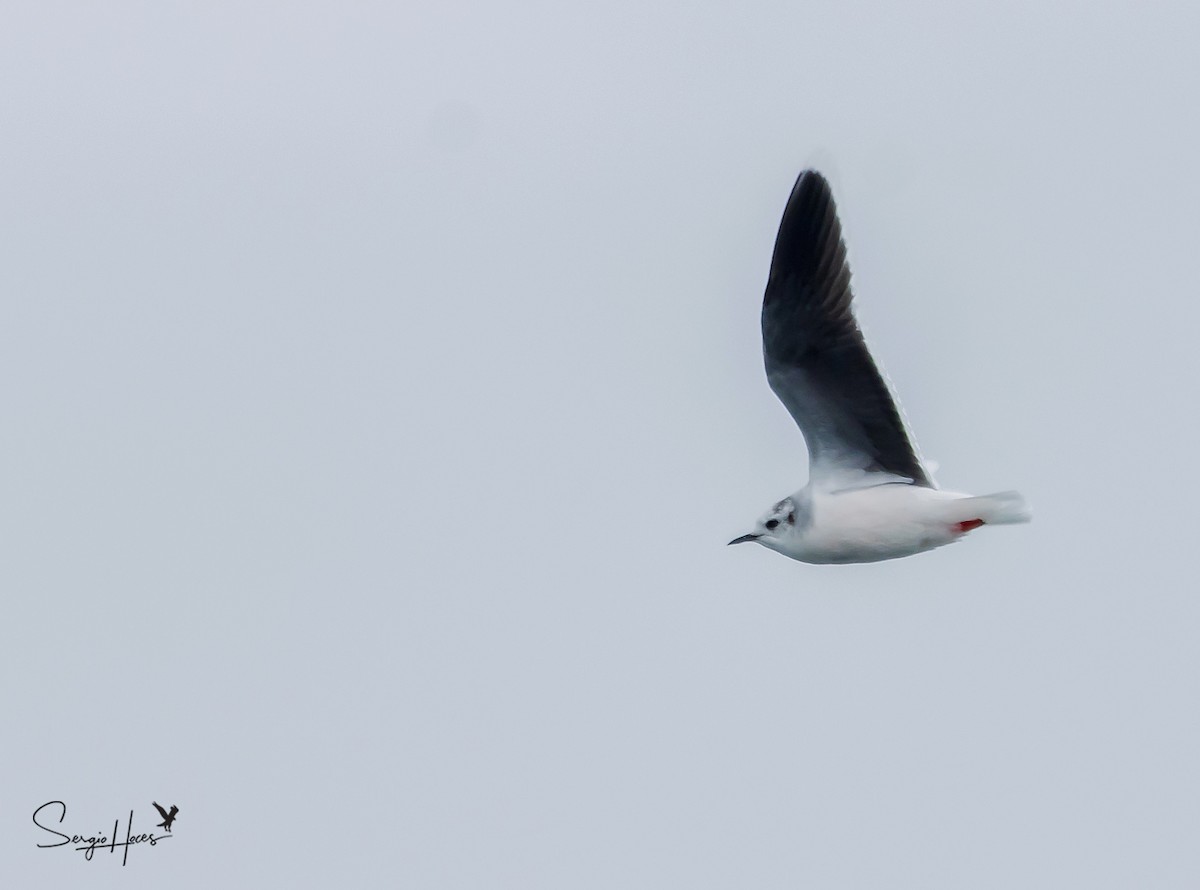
[728,496,803,552]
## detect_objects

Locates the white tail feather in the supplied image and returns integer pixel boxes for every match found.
[960,491,1031,525]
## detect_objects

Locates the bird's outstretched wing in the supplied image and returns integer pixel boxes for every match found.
[153,802,170,821]
[761,170,933,489]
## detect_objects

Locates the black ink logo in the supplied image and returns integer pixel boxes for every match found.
[32,800,178,866]
[152,802,179,833]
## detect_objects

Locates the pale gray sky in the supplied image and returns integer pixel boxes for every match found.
[4,1,1200,886]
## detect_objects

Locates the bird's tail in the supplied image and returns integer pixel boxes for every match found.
[957,490,1032,525]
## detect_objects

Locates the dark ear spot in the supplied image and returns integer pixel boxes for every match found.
[787,511,795,525]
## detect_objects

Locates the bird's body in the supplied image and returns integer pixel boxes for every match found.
[760,484,1027,564]
[730,170,1029,564]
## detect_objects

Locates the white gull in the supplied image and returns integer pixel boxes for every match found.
[729,170,1030,564]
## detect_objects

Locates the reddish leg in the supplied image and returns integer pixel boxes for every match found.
[955,518,985,533]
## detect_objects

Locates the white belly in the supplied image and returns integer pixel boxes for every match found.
[783,485,972,564]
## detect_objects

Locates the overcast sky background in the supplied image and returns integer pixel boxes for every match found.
[3,1,1200,886]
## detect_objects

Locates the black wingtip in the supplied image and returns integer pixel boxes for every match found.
[766,170,845,295]
[792,168,831,192]
[787,170,834,211]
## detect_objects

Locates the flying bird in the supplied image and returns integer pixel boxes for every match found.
[152,802,179,833]
[729,170,1029,563]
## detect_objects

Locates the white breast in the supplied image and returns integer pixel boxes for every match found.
[782,485,972,564]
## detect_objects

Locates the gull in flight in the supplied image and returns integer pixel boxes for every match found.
[729,170,1030,563]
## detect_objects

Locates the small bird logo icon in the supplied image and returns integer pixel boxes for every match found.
[152,802,179,833]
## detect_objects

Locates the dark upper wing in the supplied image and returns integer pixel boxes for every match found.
[153,802,169,820]
[761,170,933,489]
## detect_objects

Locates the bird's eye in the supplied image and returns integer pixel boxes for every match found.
[765,519,779,530]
